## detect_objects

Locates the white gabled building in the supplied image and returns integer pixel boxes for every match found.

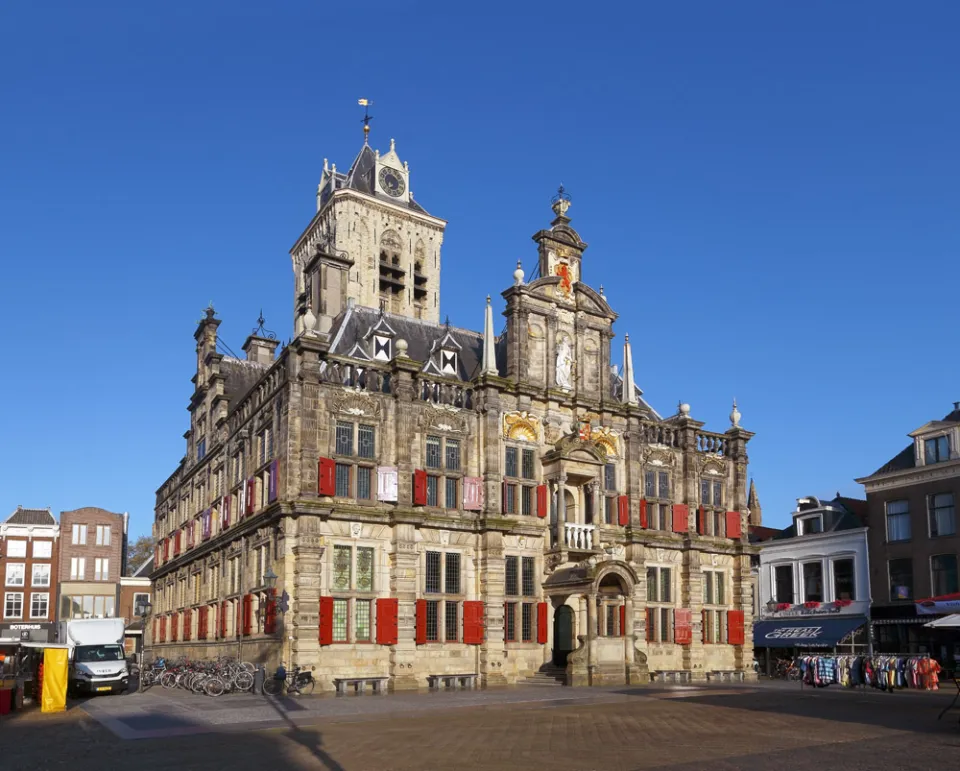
[754,495,870,670]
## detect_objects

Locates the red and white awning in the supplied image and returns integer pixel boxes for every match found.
[915,591,960,615]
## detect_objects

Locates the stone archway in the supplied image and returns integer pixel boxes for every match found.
[553,604,576,666]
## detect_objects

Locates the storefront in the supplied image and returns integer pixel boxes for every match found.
[754,616,868,673]
[0,623,57,645]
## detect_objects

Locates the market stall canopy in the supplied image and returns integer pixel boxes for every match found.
[753,616,867,648]
[923,613,960,628]
[915,591,960,616]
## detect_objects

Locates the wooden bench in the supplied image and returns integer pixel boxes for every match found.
[333,676,390,696]
[651,671,692,685]
[427,673,478,691]
[706,671,745,683]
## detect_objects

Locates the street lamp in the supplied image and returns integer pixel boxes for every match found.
[765,599,778,615]
[263,567,278,590]
[138,600,153,693]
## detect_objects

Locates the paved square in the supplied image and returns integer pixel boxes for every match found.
[3,682,958,770]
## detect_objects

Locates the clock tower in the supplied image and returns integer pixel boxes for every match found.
[290,134,446,335]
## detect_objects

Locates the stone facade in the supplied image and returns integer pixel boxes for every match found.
[148,136,759,691]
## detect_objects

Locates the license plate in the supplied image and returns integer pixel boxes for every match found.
[96,686,112,692]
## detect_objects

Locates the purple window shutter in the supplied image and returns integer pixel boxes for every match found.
[268,459,279,503]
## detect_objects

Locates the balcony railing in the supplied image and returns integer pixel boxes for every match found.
[564,523,596,551]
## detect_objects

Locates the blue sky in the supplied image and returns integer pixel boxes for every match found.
[2,2,958,538]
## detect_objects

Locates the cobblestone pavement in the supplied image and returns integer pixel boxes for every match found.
[3,681,958,771]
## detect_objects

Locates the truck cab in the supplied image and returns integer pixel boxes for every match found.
[60,618,129,696]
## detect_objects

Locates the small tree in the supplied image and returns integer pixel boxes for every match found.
[126,534,155,576]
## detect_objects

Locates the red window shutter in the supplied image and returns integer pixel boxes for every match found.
[242,594,253,636]
[537,602,548,644]
[645,607,654,642]
[619,604,626,637]
[502,481,508,514]
[618,495,629,526]
[224,495,232,528]
[536,484,548,518]
[727,610,745,645]
[725,511,742,540]
[697,505,706,535]
[674,608,692,645]
[376,598,399,645]
[184,609,192,642]
[174,530,182,555]
[171,612,178,642]
[318,457,336,496]
[639,499,648,529]
[318,596,334,645]
[152,618,157,642]
[245,478,256,516]
[264,592,277,635]
[463,600,484,644]
[219,601,227,639]
[160,615,166,643]
[672,504,689,534]
[415,598,428,644]
[198,607,205,640]
[413,469,428,506]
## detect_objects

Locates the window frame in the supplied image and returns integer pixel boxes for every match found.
[30,592,49,619]
[931,553,959,597]
[699,478,726,536]
[6,540,26,558]
[928,492,956,538]
[424,434,464,510]
[332,420,379,502]
[72,523,87,545]
[924,435,951,464]
[4,592,23,619]
[773,563,794,604]
[421,549,465,644]
[504,444,538,516]
[5,564,25,588]
[329,543,377,644]
[31,563,51,588]
[644,468,672,530]
[831,557,856,602]
[646,564,675,642]
[32,540,52,559]
[885,500,911,543]
[801,560,824,602]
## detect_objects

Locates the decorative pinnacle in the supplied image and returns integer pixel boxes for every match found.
[486,295,491,305]
[551,183,572,220]
[358,98,373,143]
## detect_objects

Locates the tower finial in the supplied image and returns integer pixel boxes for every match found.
[551,184,572,221]
[358,98,373,144]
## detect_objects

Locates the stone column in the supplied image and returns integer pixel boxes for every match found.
[389,521,420,691]
[478,530,508,687]
[288,515,325,674]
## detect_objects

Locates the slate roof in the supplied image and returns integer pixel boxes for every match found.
[869,406,960,477]
[221,357,269,405]
[748,525,781,543]
[318,144,430,215]
[327,305,660,414]
[5,506,56,526]
[132,554,154,578]
[770,495,867,541]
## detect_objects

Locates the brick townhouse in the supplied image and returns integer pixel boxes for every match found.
[0,507,60,645]
[57,507,128,621]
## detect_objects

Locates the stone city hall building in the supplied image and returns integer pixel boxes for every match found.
[148,130,760,690]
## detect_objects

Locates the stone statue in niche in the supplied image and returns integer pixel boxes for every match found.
[556,337,573,390]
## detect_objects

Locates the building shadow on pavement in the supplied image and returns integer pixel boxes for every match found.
[1,706,348,771]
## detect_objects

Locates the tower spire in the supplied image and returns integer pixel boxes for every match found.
[748,479,762,526]
[358,98,373,144]
[621,334,638,406]
[481,296,498,376]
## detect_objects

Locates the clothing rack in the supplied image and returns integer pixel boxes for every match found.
[795,653,941,692]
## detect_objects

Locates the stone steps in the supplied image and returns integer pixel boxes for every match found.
[518,667,567,687]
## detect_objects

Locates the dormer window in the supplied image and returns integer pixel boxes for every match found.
[373,335,392,362]
[441,350,457,377]
[924,435,950,464]
[798,515,823,535]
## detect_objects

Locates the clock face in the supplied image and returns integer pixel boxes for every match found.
[378,167,406,198]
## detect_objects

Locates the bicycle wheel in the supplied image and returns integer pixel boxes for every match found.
[297,679,315,696]
[262,677,283,696]
[240,661,256,674]
[160,671,178,689]
[234,670,255,692]
[204,677,226,697]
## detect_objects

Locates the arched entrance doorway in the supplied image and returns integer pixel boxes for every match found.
[553,605,575,666]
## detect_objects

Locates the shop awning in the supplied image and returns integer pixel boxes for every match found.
[924,613,960,629]
[753,616,867,648]
[915,592,960,616]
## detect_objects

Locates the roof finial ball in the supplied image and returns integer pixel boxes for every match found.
[730,398,741,428]
[678,401,691,417]
[513,261,525,286]
[395,338,408,358]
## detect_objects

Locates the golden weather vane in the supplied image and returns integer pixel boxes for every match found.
[358,98,373,143]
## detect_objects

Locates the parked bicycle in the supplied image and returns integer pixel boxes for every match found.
[143,657,257,696]
[775,658,802,681]
[263,664,315,696]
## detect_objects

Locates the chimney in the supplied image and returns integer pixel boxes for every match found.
[242,334,279,365]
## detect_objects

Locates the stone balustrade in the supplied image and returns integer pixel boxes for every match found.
[565,522,595,550]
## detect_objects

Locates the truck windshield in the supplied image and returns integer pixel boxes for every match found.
[75,645,125,663]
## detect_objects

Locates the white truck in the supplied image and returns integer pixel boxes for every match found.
[59,618,129,696]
